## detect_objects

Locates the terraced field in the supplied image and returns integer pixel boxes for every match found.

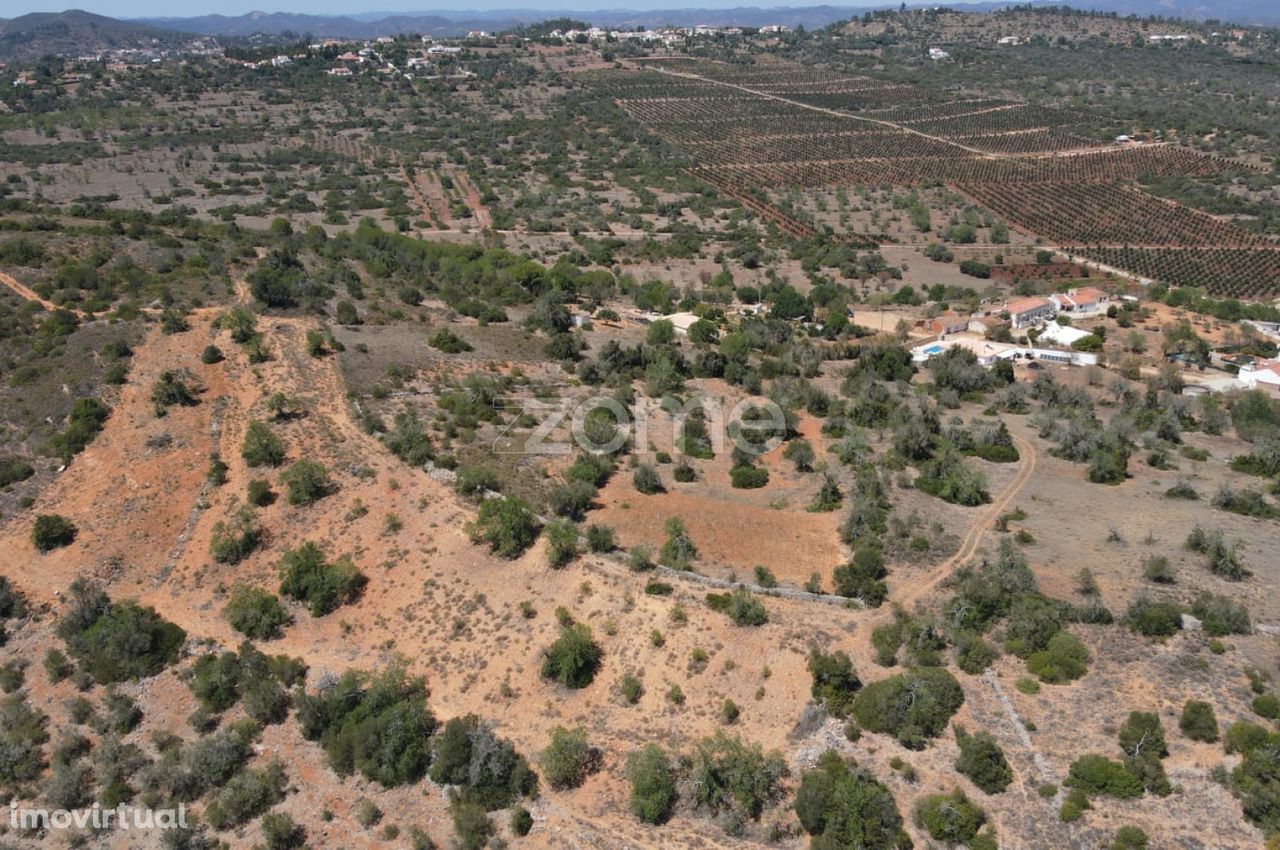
[600,56,1277,297]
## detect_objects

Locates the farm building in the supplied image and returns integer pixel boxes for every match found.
[1004,296,1055,329]
[1238,361,1280,395]
[911,336,1099,367]
[918,311,970,337]
[664,312,703,335]
[968,315,1009,336]
[1050,286,1109,315]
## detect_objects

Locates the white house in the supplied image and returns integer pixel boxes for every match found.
[1050,286,1109,315]
[911,336,1098,367]
[928,47,950,60]
[1004,296,1055,329]
[1238,361,1280,395]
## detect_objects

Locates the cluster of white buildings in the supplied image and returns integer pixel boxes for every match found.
[910,287,1113,369]
[546,24,782,46]
[911,336,1099,368]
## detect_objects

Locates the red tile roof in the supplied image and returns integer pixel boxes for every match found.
[1006,297,1051,315]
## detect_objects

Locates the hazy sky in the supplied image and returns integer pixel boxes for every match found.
[10,0,869,18]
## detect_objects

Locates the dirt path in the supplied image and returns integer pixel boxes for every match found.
[450,168,492,230]
[0,270,81,316]
[895,432,1038,612]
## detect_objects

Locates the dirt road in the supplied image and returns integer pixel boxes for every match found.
[0,270,81,316]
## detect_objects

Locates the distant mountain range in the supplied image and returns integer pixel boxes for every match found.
[134,10,501,39]
[2,2,1279,63]
[0,10,195,61]
[131,2,1280,38]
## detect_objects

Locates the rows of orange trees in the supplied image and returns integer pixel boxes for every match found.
[957,129,1099,154]
[902,104,1077,136]
[619,98,855,135]
[602,62,1273,297]
[958,182,1269,247]
[864,98,1011,123]
[1082,247,1280,299]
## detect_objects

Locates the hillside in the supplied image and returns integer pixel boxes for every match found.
[0,9,193,61]
[135,10,496,39]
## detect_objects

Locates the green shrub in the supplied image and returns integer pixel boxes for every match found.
[633,464,664,494]
[204,761,287,830]
[455,466,499,499]
[541,624,602,689]
[1111,826,1149,850]
[955,633,998,674]
[1190,592,1252,636]
[730,463,770,489]
[296,665,436,787]
[955,726,1014,794]
[383,409,434,467]
[430,714,536,809]
[247,478,274,506]
[241,420,285,467]
[0,661,24,693]
[852,668,964,749]
[45,397,111,462]
[1126,597,1183,638]
[206,454,229,486]
[31,513,76,552]
[1059,787,1091,822]
[832,545,888,606]
[659,517,697,569]
[210,504,262,564]
[541,725,594,790]
[278,542,367,617]
[548,480,596,520]
[628,744,677,824]
[585,524,616,553]
[429,327,473,353]
[1186,526,1252,581]
[511,807,533,837]
[261,811,305,850]
[628,545,655,571]
[43,648,72,683]
[687,731,787,822]
[0,455,35,488]
[1253,693,1280,720]
[151,370,198,415]
[201,345,224,364]
[706,587,768,626]
[189,642,305,717]
[1065,754,1143,799]
[915,448,990,506]
[55,579,184,684]
[914,789,987,845]
[794,750,909,850]
[1143,556,1175,584]
[1026,631,1090,683]
[224,585,289,639]
[450,799,493,850]
[1003,593,1067,657]
[280,459,332,505]
[544,519,579,568]
[1179,700,1219,742]
[467,496,541,558]
[807,649,861,718]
